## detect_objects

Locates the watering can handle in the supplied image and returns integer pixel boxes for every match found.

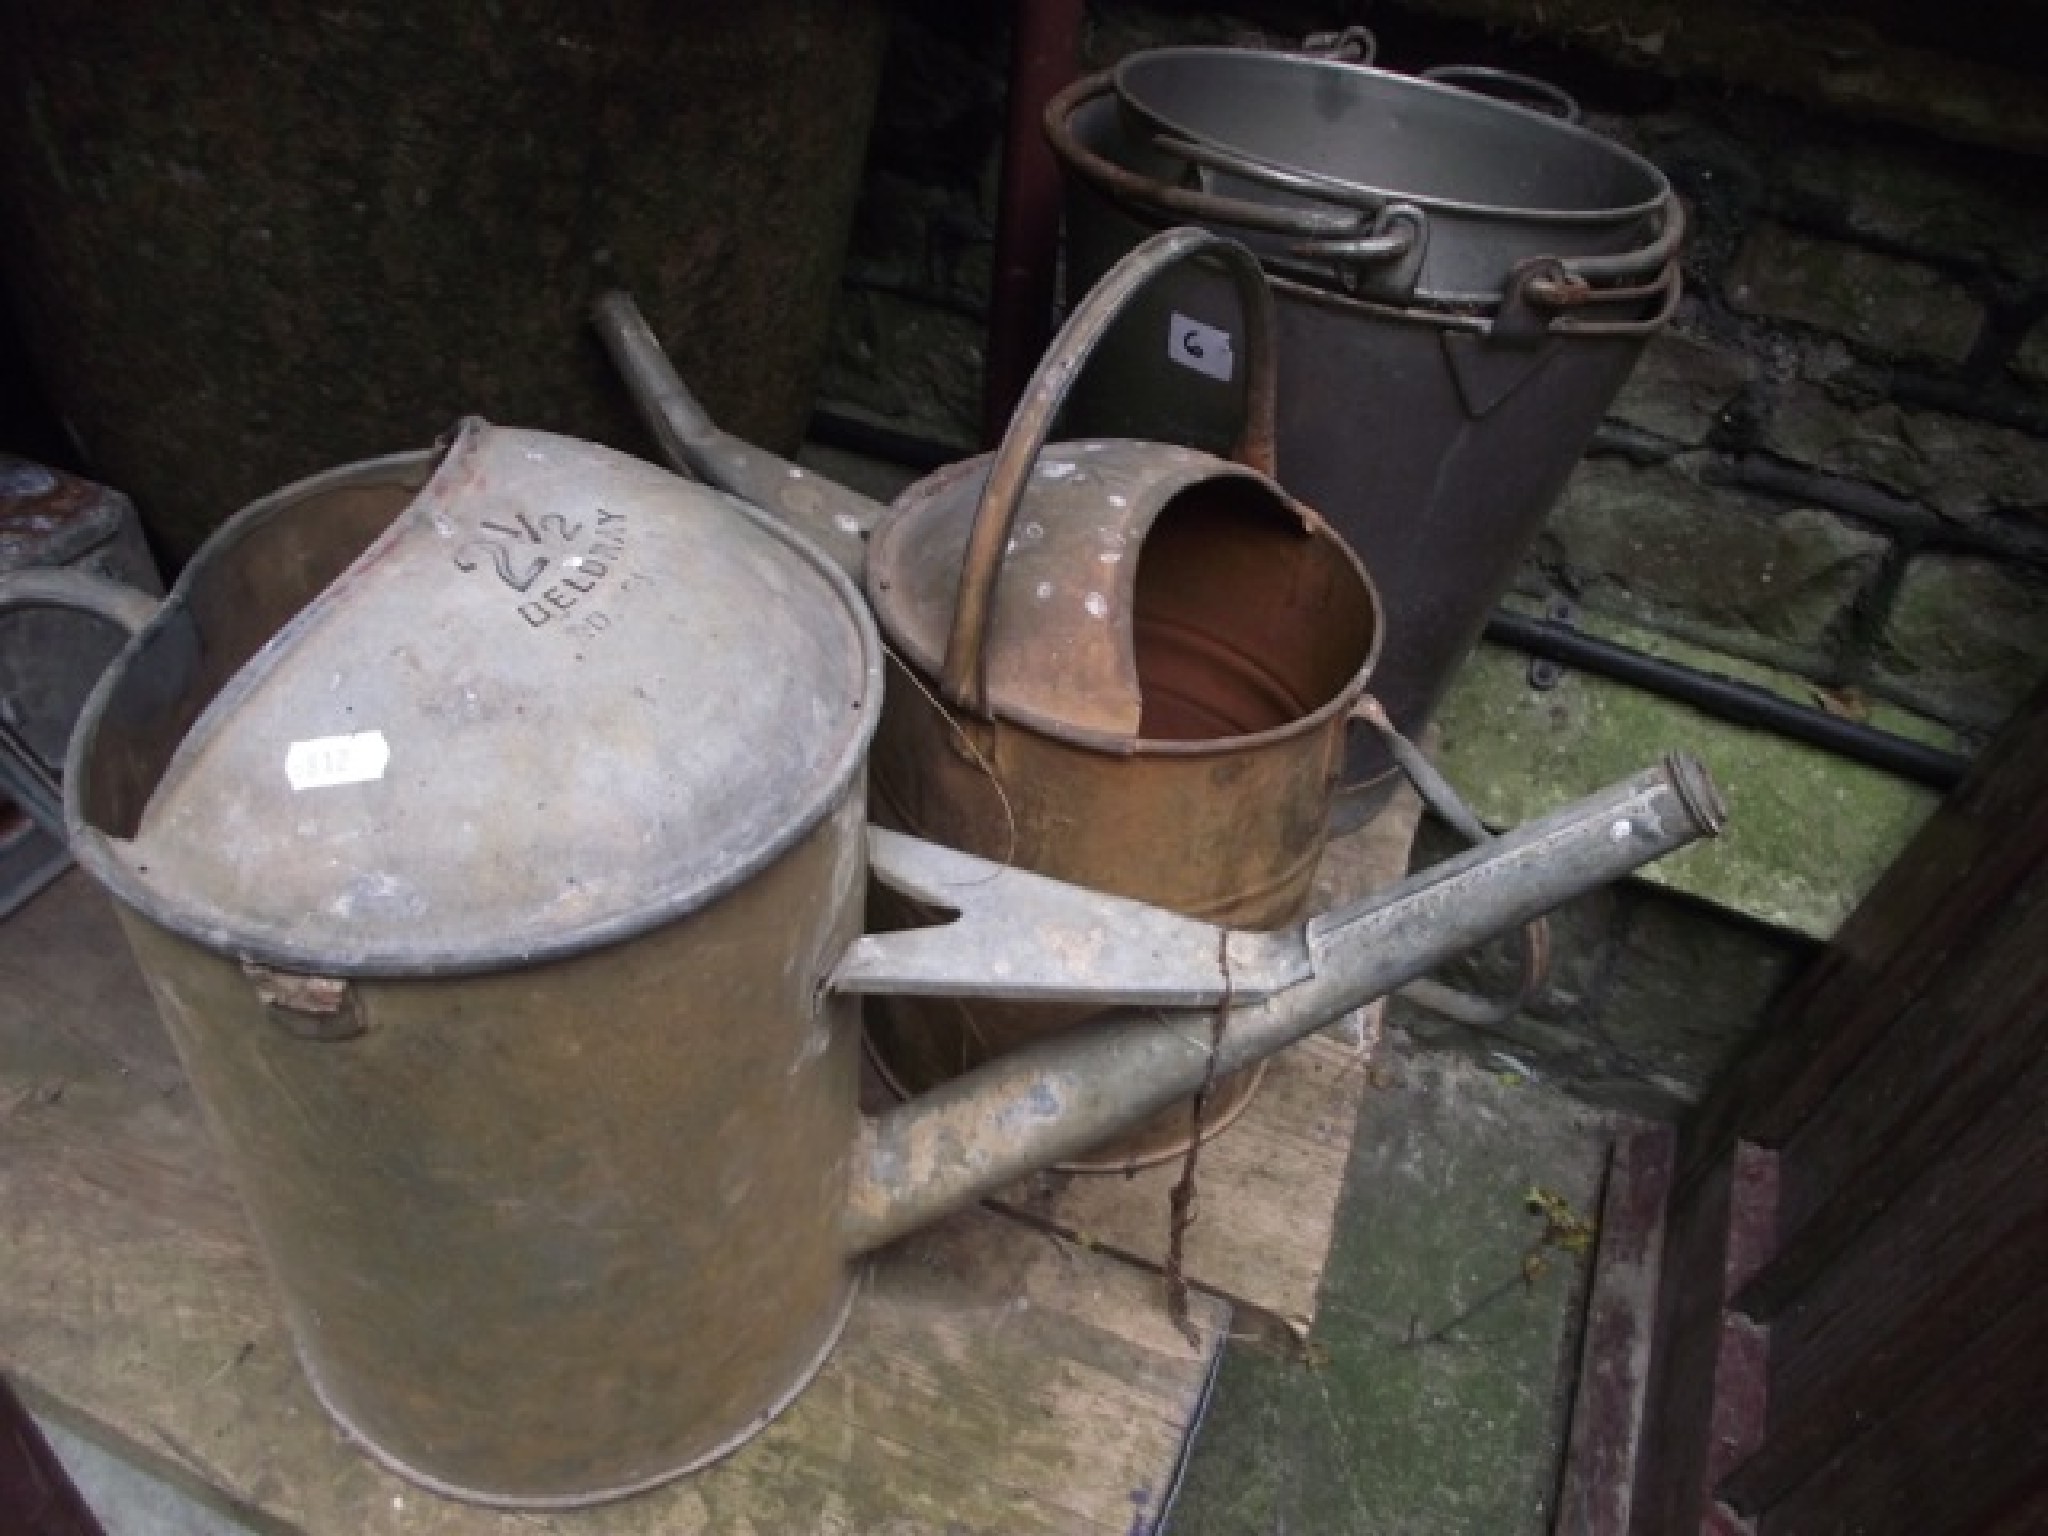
[940,226,1280,714]
[0,568,160,835]
[1348,696,1552,1026]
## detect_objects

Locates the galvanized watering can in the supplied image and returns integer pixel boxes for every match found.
[0,272,1719,1515]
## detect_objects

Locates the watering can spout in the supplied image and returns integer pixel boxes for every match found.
[841,752,1724,1255]
[592,289,883,579]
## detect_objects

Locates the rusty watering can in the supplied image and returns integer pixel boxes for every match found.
[595,226,1538,1169]
[0,404,1721,1506]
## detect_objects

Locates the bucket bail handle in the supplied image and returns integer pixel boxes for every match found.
[1345,695,1552,1026]
[939,226,1281,716]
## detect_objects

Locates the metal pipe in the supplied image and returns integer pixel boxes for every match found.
[982,0,1084,446]
[1484,610,1969,790]
[592,291,881,580]
[844,753,1723,1252]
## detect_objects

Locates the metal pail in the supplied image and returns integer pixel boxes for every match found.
[1049,73,1679,811]
[1107,46,1678,307]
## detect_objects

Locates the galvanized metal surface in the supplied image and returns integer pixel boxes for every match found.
[1049,78,1678,809]
[1109,48,1674,304]
[114,789,870,1508]
[0,802,66,918]
[589,289,878,583]
[843,754,1725,1252]
[74,422,881,974]
[30,416,1723,1509]
[840,825,1309,1005]
[43,434,879,1503]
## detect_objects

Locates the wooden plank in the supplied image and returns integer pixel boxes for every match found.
[1756,1290,2048,1536]
[992,1029,1377,1344]
[991,765,1427,1341]
[1763,866,2048,1256]
[1555,1127,1675,1536]
[1746,1034,2048,1329]
[0,873,1226,1536]
[1678,678,2048,1189]
[1626,1142,1776,1536]
[1720,1058,2048,1513]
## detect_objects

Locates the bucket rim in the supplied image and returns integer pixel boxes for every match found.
[1050,73,1682,325]
[1112,45,1673,227]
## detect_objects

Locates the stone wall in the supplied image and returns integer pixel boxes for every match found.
[814,0,2048,1111]
[820,0,2048,744]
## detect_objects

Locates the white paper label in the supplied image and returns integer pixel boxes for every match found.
[286,731,390,791]
[1168,312,1234,382]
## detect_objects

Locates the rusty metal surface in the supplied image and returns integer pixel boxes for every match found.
[929,228,1279,720]
[872,448,1337,742]
[863,230,1380,1168]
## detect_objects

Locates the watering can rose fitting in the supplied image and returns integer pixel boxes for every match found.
[0,228,1723,1509]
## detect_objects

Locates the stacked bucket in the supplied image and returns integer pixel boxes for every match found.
[1047,43,1682,818]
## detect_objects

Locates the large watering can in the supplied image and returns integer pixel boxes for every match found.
[594,227,1539,1170]
[0,409,1721,1507]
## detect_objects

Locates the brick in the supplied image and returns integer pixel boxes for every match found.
[843,170,991,310]
[1728,223,1983,366]
[1774,140,2048,287]
[1874,551,2048,731]
[1595,896,1805,1101]
[2014,318,2048,391]
[1767,386,2048,524]
[1535,456,1890,667]
[818,290,982,450]
[1606,331,1756,446]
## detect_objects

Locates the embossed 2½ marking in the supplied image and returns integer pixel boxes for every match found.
[453,504,629,629]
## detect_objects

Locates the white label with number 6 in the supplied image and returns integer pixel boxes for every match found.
[1168,312,1234,383]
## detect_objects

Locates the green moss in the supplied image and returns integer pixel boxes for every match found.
[1172,1052,1609,1536]
[1430,620,1947,939]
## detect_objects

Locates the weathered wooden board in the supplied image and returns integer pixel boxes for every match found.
[990,778,1426,1340]
[1554,1127,1676,1536]
[0,874,1224,1536]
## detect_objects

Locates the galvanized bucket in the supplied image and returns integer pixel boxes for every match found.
[1106,46,1679,307]
[1048,70,1679,812]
